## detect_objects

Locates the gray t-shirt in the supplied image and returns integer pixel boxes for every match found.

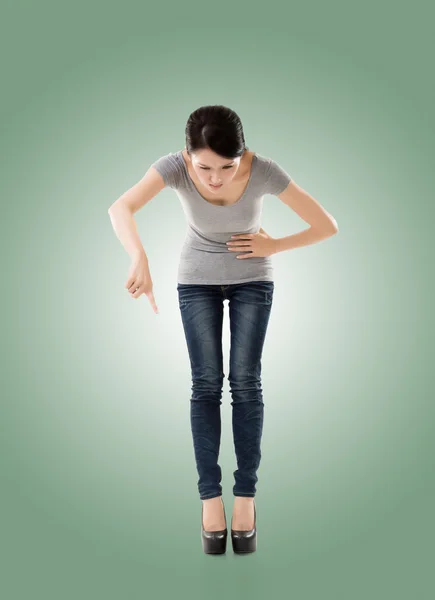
[151,149,291,284]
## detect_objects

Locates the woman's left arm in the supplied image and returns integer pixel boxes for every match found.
[273,180,338,253]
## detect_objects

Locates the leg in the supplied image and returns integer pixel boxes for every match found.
[177,283,225,501]
[227,281,274,498]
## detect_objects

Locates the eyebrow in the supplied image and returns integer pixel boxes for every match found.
[198,161,235,167]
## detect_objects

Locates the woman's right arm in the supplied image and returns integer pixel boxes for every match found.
[107,166,166,260]
[108,166,166,311]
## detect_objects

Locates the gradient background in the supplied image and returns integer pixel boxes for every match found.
[1,1,434,598]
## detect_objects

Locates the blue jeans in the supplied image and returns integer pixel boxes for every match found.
[177,280,274,500]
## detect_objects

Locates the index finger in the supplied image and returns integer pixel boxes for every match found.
[146,290,159,313]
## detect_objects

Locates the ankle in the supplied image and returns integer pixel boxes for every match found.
[202,496,223,505]
[233,496,254,505]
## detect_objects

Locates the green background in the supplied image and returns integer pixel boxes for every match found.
[2,1,434,598]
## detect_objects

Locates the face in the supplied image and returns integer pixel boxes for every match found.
[189,148,242,193]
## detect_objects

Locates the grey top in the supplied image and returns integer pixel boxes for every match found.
[151,149,292,284]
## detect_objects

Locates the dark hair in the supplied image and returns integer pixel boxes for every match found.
[185,105,248,159]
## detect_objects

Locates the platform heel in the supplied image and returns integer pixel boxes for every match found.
[231,499,257,554]
[201,497,228,554]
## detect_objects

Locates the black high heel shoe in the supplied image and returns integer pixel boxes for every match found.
[201,497,228,554]
[231,499,257,553]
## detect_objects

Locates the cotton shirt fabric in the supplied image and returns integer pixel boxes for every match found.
[151,149,292,284]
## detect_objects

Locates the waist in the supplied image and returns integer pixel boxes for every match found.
[177,244,274,284]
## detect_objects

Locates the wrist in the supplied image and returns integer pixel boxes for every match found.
[272,237,281,255]
[132,248,147,261]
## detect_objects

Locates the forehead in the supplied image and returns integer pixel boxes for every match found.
[192,149,240,167]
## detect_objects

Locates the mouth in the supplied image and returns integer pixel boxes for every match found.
[210,183,223,189]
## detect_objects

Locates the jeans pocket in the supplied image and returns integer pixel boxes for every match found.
[264,282,274,305]
[177,284,193,309]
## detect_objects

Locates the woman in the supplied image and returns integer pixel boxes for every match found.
[108,105,338,555]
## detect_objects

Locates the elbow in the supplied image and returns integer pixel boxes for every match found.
[325,216,338,234]
[108,197,123,215]
[312,219,338,236]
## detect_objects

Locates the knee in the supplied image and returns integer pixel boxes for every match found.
[191,372,224,400]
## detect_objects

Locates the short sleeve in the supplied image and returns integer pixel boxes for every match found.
[151,153,182,189]
[263,158,292,195]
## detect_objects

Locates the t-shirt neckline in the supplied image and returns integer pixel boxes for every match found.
[178,150,257,208]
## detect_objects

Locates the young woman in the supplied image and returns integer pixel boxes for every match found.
[108,105,338,554]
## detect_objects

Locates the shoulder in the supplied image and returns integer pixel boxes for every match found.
[150,150,184,189]
[254,152,292,196]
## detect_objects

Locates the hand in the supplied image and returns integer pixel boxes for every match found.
[226,227,278,259]
[125,252,159,314]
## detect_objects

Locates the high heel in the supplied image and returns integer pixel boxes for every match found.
[201,497,228,554]
[231,499,257,554]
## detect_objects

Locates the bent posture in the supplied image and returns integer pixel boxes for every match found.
[108,104,338,554]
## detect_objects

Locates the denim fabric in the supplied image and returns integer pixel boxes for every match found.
[177,280,274,500]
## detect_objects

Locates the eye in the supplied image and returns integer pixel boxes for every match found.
[199,166,234,170]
